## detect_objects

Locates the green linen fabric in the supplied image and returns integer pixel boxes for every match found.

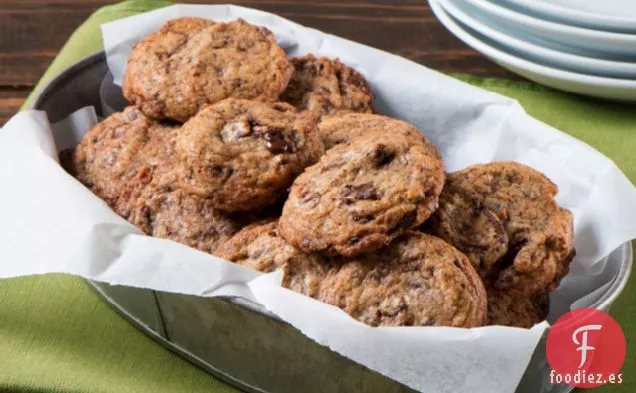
[2,1,634,392]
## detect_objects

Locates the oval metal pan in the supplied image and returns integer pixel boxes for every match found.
[29,51,634,393]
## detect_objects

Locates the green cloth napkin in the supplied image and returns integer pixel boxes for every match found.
[2,1,635,392]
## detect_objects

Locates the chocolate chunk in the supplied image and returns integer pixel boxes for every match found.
[335,69,347,96]
[371,144,395,167]
[492,239,529,287]
[207,165,233,181]
[259,127,296,154]
[352,212,373,223]
[341,183,379,201]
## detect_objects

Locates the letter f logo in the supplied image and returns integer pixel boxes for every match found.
[546,308,625,388]
[572,324,603,368]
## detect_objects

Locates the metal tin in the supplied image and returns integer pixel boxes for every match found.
[30,51,633,393]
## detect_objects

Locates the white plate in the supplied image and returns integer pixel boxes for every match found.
[498,0,636,33]
[440,0,636,79]
[457,0,636,58]
[538,0,636,19]
[429,0,636,101]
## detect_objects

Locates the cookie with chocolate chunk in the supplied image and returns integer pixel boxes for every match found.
[426,161,575,295]
[123,18,294,122]
[281,54,375,119]
[72,106,179,210]
[282,232,487,328]
[487,289,549,328]
[176,99,324,212]
[216,219,324,273]
[279,129,445,257]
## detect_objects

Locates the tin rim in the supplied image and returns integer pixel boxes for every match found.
[28,51,106,112]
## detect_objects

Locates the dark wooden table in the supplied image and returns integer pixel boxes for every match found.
[0,0,517,126]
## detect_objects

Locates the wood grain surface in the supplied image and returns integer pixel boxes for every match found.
[0,0,516,125]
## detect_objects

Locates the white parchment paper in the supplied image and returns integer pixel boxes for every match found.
[1,4,636,393]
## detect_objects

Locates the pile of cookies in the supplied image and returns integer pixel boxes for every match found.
[64,17,575,329]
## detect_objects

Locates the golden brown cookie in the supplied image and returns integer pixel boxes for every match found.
[280,54,375,119]
[279,128,445,257]
[318,112,439,152]
[216,219,323,273]
[72,106,179,210]
[282,232,487,328]
[487,289,549,328]
[426,161,575,295]
[176,99,324,212]
[123,18,294,122]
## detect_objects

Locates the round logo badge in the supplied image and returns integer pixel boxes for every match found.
[546,308,626,388]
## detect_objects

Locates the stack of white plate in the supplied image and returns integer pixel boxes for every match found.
[430,0,636,100]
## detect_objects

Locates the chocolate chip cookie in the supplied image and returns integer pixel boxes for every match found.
[280,54,375,119]
[216,219,324,273]
[318,112,439,152]
[282,232,487,328]
[279,129,445,257]
[72,107,244,253]
[176,99,324,212]
[126,189,245,255]
[72,106,179,210]
[426,161,575,295]
[487,289,549,328]
[123,18,294,122]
